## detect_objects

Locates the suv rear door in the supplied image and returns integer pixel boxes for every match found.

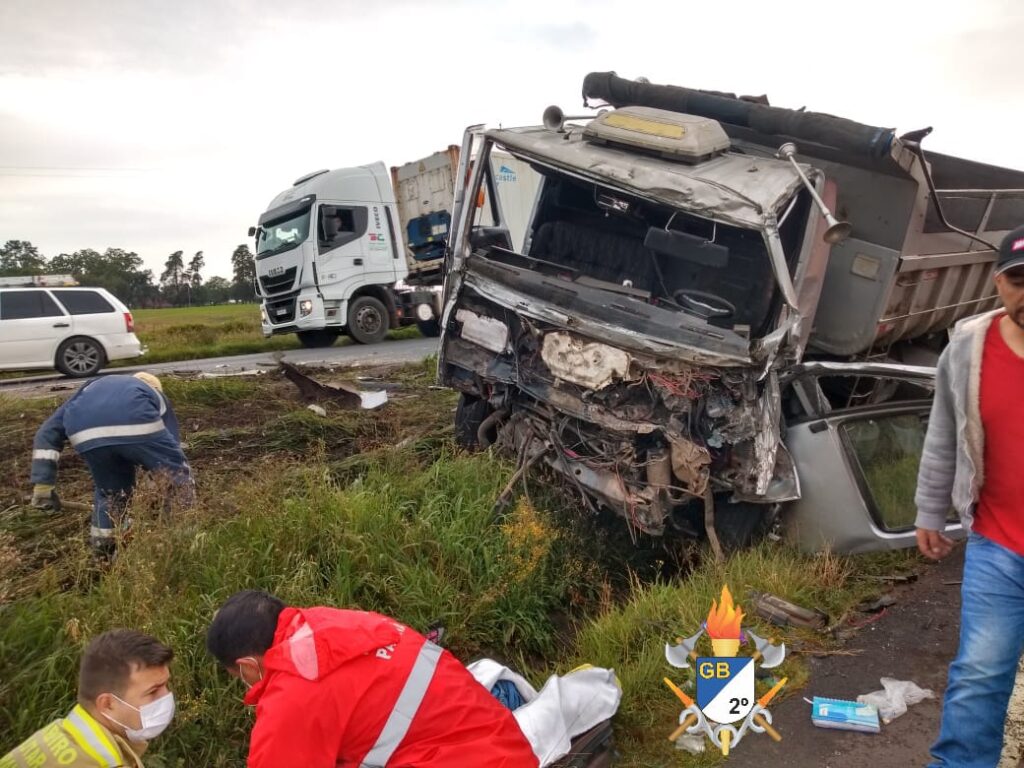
[781,363,962,554]
[0,289,70,369]
[49,288,119,335]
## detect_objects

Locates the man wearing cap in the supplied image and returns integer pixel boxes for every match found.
[916,224,1024,768]
[29,372,193,555]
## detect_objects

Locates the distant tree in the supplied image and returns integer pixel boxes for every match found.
[160,250,186,305]
[49,247,157,307]
[203,276,232,305]
[0,240,47,276]
[231,244,257,302]
[187,251,204,288]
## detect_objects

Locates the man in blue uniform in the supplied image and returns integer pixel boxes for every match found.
[29,372,193,555]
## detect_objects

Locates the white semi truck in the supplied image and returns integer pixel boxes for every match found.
[251,148,539,347]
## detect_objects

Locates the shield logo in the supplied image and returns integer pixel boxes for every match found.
[696,657,755,724]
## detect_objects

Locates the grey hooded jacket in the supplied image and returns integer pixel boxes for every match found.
[914,309,1002,531]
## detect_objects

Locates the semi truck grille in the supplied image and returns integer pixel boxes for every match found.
[259,266,297,295]
[266,297,295,324]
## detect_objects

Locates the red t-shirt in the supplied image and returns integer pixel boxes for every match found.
[973,315,1024,556]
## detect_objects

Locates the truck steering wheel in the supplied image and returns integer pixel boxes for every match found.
[674,289,736,320]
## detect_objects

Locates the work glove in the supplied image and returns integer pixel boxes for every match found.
[30,484,61,512]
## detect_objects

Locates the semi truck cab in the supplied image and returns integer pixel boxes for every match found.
[253,163,407,347]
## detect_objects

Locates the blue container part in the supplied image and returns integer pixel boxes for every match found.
[406,211,452,262]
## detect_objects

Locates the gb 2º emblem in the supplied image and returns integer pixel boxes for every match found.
[697,657,754,723]
[663,586,788,756]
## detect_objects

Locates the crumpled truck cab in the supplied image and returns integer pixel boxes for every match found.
[439,106,820,539]
[438,74,1022,549]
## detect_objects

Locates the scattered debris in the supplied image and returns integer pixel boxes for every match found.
[858,593,898,613]
[307,404,327,417]
[674,732,705,754]
[811,696,881,733]
[857,678,935,724]
[280,361,388,410]
[198,369,266,378]
[750,591,828,629]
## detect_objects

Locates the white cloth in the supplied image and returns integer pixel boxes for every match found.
[467,659,621,767]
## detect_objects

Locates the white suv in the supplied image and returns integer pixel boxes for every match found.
[0,284,144,377]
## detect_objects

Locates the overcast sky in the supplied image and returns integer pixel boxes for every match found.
[1,0,1021,279]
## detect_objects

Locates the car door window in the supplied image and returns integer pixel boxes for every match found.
[0,290,64,320]
[52,290,114,315]
[841,412,932,532]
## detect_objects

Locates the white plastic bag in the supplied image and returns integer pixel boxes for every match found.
[857,677,935,724]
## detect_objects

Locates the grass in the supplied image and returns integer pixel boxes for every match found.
[0,363,925,767]
[118,303,423,366]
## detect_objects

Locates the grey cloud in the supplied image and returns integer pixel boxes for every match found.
[0,0,463,75]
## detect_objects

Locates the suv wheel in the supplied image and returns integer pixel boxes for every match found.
[56,337,105,377]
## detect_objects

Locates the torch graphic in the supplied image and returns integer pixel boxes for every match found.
[706,585,745,657]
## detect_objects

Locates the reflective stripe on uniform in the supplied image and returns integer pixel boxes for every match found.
[90,526,115,539]
[68,420,165,447]
[32,449,61,462]
[360,641,443,768]
[63,705,122,766]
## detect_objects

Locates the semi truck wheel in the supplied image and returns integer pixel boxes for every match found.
[347,296,389,345]
[297,330,339,348]
[416,317,441,337]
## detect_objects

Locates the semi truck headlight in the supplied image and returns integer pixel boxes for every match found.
[260,307,268,324]
[299,299,314,317]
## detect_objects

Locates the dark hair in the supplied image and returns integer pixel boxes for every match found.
[206,590,286,667]
[78,629,174,704]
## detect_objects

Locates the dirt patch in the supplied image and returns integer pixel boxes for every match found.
[726,548,1023,768]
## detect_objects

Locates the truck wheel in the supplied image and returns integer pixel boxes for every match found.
[347,296,389,345]
[55,337,106,377]
[416,317,442,337]
[297,330,339,348]
[455,393,492,450]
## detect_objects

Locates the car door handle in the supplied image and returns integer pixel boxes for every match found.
[53,322,70,328]
[353,258,363,266]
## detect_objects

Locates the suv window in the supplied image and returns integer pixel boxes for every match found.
[0,290,64,320]
[842,412,928,532]
[53,290,115,315]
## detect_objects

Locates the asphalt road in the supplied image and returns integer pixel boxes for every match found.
[0,337,440,395]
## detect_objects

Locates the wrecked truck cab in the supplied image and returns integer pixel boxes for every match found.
[438,109,823,539]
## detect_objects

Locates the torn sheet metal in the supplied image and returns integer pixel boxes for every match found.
[487,127,807,230]
[751,370,782,496]
[541,332,633,390]
[455,308,510,353]
[462,268,751,366]
[280,361,388,410]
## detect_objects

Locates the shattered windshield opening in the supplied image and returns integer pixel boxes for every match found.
[478,169,782,338]
[256,207,312,260]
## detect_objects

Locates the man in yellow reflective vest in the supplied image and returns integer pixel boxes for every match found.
[1,630,175,768]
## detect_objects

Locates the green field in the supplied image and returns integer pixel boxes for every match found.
[0,363,920,767]
[123,303,421,366]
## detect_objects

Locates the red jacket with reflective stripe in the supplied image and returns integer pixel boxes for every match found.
[244,607,538,768]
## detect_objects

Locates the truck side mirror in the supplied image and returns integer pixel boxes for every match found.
[248,226,257,237]
[644,227,729,268]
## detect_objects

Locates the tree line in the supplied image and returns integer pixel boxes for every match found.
[0,239,258,308]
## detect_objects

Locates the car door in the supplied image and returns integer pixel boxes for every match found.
[0,289,70,370]
[781,362,963,554]
[50,289,119,338]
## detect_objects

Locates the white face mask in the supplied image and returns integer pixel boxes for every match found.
[105,692,175,741]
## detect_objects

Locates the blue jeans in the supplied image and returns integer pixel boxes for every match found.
[81,435,193,546]
[929,533,1024,767]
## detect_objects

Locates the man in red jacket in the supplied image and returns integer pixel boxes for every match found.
[206,590,539,768]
